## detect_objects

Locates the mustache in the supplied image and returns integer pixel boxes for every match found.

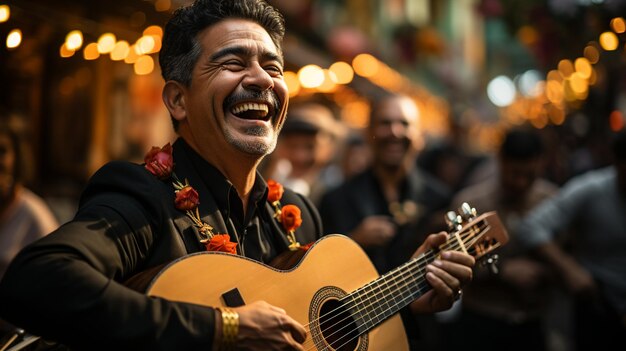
[223,90,281,113]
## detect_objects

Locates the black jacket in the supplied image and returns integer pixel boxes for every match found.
[0,138,322,350]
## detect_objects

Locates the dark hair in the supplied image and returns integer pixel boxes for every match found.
[611,129,626,161]
[500,127,544,160]
[159,0,285,86]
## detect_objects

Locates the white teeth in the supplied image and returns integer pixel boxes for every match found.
[231,102,269,115]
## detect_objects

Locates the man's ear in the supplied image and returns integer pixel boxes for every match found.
[162,81,187,122]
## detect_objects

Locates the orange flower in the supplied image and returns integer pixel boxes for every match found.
[144,143,174,180]
[267,179,284,203]
[175,185,199,211]
[281,204,302,232]
[205,234,237,254]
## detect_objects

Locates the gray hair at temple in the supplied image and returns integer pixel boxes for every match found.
[159,0,285,87]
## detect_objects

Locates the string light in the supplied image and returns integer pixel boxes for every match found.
[0,5,10,23]
[6,29,21,49]
[65,30,83,51]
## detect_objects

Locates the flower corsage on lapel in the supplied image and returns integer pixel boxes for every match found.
[267,180,307,251]
[144,143,237,254]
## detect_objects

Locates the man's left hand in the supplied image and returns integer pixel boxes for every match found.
[409,232,475,314]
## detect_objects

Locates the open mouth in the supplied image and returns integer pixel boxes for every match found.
[230,102,272,121]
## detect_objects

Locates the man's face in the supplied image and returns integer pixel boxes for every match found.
[368,96,422,170]
[0,134,16,200]
[180,19,288,159]
[499,157,541,202]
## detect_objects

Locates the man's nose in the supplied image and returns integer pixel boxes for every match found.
[389,122,407,138]
[242,62,274,91]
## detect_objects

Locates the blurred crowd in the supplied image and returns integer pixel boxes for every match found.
[1,90,625,350]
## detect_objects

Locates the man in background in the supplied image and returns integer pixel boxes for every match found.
[448,127,559,351]
[319,93,452,350]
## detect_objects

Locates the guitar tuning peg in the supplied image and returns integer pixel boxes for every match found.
[459,202,477,221]
[445,211,463,232]
[482,254,500,275]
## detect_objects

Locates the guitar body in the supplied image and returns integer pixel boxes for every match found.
[147,235,409,351]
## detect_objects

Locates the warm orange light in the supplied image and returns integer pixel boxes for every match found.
[110,40,130,61]
[584,44,600,64]
[135,35,156,55]
[124,45,139,64]
[569,73,588,95]
[517,25,538,46]
[328,61,354,84]
[143,25,163,38]
[547,70,563,82]
[147,35,161,54]
[610,17,626,34]
[609,110,624,131]
[6,29,21,49]
[352,53,380,78]
[548,105,565,125]
[0,5,11,23]
[83,43,100,60]
[557,59,574,78]
[317,70,338,93]
[65,30,83,51]
[155,0,171,12]
[60,43,75,58]
[599,32,619,51]
[283,71,300,97]
[134,55,154,75]
[546,80,564,104]
[97,33,116,54]
[574,57,592,79]
[341,100,370,129]
[298,64,325,88]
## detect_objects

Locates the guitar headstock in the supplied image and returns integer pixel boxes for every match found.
[441,203,509,264]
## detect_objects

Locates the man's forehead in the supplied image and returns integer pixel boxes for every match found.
[199,18,280,53]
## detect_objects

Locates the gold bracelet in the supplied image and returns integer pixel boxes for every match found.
[217,307,239,351]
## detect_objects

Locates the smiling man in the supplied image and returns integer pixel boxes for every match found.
[0,1,474,350]
[319,94,455,350]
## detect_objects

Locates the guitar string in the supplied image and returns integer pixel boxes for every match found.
[300,235,468,351]
[314,228,486,351]
[324,229,485,351]
[304,226,480,335]
[301,225,486,350]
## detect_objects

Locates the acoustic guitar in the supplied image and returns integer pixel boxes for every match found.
[146,203,508,351]
[3,203,507,351]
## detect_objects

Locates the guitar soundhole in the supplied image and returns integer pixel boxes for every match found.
[309,286,368,351]
[319,299,359,351]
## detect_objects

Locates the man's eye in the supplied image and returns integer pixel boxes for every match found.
[223,61,244,69]
[265,66,283,76]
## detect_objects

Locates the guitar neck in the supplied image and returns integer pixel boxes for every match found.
[342,210,506,335]
[342,250,436,335]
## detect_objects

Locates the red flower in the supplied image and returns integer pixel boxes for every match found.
[144,143,174,180]
[299,242,314,251]
[205,234,238,254]
[281,204,302,232]
[267,179,284,203]
[175,186,199,211]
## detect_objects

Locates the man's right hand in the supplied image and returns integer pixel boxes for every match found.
[231,300,307,350]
